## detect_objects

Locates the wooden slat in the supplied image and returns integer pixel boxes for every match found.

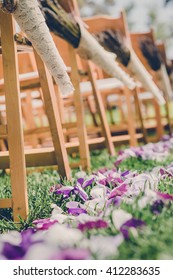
[70,162,83,169]
[24,126,50,136]
[0,124,7,137]
[0,147,79,169]
[0,133,143,169]
[0,137,104,169]
[0,134,145,170]
[0,148,56,169]
[0,12,28,221]
[0,74,40,93]
[62,122,78,129]
[0,198,12,209]
[111,133,143,143]
[65,137,106,148]
[68,45,90,170]
[0,44,32,55]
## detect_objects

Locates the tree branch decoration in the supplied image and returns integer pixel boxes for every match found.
[139,37,162,71]
[39,0,81,48]
[93,28,165,104]
[94,30,131,67]
[39,0,136,90]
[139,37,172,100]
[0,0,18,13]
[0,0,74,96]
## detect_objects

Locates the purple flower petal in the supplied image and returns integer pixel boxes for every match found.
[121,170,130,177]
[2,243,26,260]
[33,218,58,230]
[68,208,87,216]
[109,184,128,199]
[161,135,170,142]
[78,220,108,231]
[2,229,40,260]
[83,178,95,189]
[98,179,107,186]
[120,218,145,240]
[52,248,90,260]
[107,196,122,207]
[160,168,166,176]
[112,178,124,186]
[96,167,109,174]
[77,178,84,186]
[50,184,62,193]
[156,191,173,201]
[55,186,74,197]
[74,185,89,201]
[151,200,164,215]
[66,201,79,209]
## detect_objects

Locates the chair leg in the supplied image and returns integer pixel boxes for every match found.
[124,88,138,147]
[68,45,91,170]
[164,98,172,134]
[152,98,164,140]
[88,61,115,156]
[0,12,28,222]
[134,87,148,143]
[34,50,71,179]
[54,84,66,124]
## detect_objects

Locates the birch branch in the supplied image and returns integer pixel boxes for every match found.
[1,0,74,96]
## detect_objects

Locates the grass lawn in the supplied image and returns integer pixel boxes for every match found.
[0,140,173,259]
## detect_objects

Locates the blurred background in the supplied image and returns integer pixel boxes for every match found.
[78,0,173,58]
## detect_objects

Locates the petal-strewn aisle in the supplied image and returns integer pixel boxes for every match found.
[1,136,173,260]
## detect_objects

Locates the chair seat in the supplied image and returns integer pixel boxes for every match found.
[139,92,154,100]
[0,71,39,92]
[80,77,124,94]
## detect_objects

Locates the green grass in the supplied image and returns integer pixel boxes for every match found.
[117,152,173,172]
[118,190,173,259]
[0,148,172,228]
[0,147,173,259]
[0,170,59,231]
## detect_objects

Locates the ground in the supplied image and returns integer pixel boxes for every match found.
[0,138,173,260]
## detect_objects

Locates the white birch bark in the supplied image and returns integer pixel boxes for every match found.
[157,64,173,101]
[12,0,74,96]
[77,25,136,90]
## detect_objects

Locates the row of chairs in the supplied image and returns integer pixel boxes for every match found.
[0,2,172,221]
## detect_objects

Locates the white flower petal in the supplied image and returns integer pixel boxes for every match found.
[44,224,82,247]
[90,186,107,199]
[112,209,132,230]
[0,231,22,246]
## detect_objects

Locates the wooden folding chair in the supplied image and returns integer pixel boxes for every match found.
[130,30,172,136]
[17,45,91,170]
[0,11,71,221]
[53,33,146,161]
[52,1,145,149]
[82,13,146,145]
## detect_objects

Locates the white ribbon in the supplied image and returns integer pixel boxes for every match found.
[13,0,74,96]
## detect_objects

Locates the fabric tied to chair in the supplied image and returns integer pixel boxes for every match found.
[77,25,136,90]
[12,0,74,96]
